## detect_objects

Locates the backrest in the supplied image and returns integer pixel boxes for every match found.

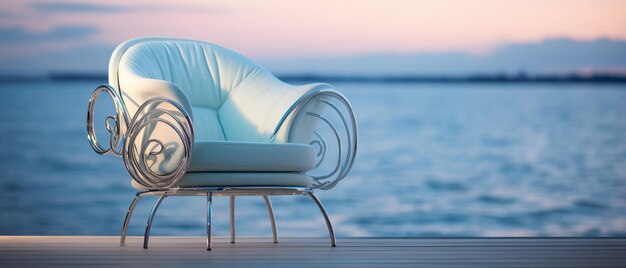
[109,37,292,142]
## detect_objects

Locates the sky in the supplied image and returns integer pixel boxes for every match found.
[0,0,625,75]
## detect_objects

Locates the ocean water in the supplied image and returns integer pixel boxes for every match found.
[0,81,625,237]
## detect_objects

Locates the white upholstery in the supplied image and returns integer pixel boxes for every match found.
[108,38,330,190]
[110,37,332,143]
[131,172,314,189]
[188,141,317,172]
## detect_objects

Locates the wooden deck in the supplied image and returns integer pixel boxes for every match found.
[1,236,625,267]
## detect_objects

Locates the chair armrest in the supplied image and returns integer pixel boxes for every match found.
[271,88,358,190]
[87,84,194,189]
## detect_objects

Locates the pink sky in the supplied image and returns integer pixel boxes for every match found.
[1,0,625,60]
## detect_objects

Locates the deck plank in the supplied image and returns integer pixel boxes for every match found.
[1,236,625,267]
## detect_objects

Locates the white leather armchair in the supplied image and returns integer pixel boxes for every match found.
[87,37,357,250]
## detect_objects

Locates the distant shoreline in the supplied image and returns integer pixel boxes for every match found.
[1,72,625,83]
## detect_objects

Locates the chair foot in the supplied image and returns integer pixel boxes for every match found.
[230,195,235,244]
[263,195,278,243]
[120,195,141,246]
[307,192,336,247]
[206,192,213,251]
[143,194,167,249]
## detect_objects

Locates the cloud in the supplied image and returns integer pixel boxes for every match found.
[0,11,15,18]
[488,38,626,70]
[261,38,626,75]
[30,2,223,14]
[4,36,622,76]
[0,25,97,44]
[0,42,114,75]
[31,2,124,13]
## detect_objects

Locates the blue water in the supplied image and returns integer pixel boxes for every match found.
[0,81,625,237]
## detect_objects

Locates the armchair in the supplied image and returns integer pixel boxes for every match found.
[86,37,357,250]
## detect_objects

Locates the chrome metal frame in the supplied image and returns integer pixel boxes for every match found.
[271,89,358,190]
[87,83,357,250]
[87,85,194,189]
[226,195,277,244]
[118,187,334,249]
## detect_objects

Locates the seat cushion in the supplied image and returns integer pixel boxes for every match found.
[131,172,314,189]
[187,141,317,172]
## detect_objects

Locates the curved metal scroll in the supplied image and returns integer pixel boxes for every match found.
[87,85,129,156]
[271,90,358,190]
[87,84,194,189]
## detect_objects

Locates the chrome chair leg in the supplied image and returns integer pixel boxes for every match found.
[143,194,167,249]
[263,195,278,243]
[206,192,213,251]
[120,195,142,246]
[307,192,336,247]
[230,195,235,244]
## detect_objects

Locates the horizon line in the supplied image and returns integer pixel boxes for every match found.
[1,72,625,84]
